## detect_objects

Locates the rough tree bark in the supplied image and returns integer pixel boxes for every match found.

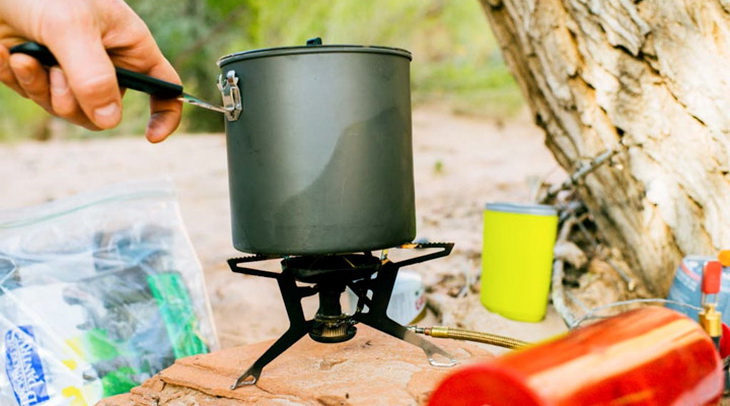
[479,0,730,295]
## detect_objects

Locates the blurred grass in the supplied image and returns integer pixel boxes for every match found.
[0,0,523,141]
[412,60,523,118]
[0,86,46,142]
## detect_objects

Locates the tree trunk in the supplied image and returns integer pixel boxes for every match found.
[479,0,730,295]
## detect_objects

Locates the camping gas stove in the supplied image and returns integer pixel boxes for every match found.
[227,242,457,388]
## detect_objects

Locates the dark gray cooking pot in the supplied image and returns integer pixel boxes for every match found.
[217,42,416,255]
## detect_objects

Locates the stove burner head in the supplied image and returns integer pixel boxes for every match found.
[227,242,457,388]
[310,314,356,343]
[285,253,380,343]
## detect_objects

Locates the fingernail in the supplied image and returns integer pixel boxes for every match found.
[50,67,68,94]
[94,102,121,127]
[145,116,164,143]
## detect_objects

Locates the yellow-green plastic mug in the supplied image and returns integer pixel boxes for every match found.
[481,202,558,322]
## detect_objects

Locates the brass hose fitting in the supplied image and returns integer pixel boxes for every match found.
[699,304,723,339]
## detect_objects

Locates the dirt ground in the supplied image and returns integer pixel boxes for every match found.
[0,105,567,352]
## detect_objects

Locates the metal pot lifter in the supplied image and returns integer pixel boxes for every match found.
[9,42,242,121]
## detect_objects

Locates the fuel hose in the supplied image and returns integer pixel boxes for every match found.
[410,326,530,350]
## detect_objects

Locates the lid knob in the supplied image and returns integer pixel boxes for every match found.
[306,37,323,46]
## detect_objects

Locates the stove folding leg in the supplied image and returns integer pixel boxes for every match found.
[352,261,457,368]
[231,268,315,389]
[355,313,457,367]
[231,321,312,388]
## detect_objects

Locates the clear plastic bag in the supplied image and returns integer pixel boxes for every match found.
[0,180,218,406]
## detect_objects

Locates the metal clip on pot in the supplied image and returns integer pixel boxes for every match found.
[217,71,242,121]
[9,42,242,121]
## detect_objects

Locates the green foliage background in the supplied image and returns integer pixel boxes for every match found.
[0,0,522,140]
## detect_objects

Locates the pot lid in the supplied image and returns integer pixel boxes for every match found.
[218,38,412,67]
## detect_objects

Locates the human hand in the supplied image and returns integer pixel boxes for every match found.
[0,0,181,142]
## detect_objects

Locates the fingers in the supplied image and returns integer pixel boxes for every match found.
[9,53,51,111]
[0,45,26,97]
[144,59,182,142]
[49,66,76,116]
[44,37,122,130]
[1,44,100,130]
[9,0,125,130]
[93,0,182,141]
[146,98,182,143]
[49,67,100,130]
[45,22,182,140]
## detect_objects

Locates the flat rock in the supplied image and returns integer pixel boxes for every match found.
[96,325,493,406]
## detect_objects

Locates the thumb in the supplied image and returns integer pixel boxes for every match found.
[45,35,122,129]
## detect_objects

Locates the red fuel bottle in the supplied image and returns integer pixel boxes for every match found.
[428,306,722,406]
